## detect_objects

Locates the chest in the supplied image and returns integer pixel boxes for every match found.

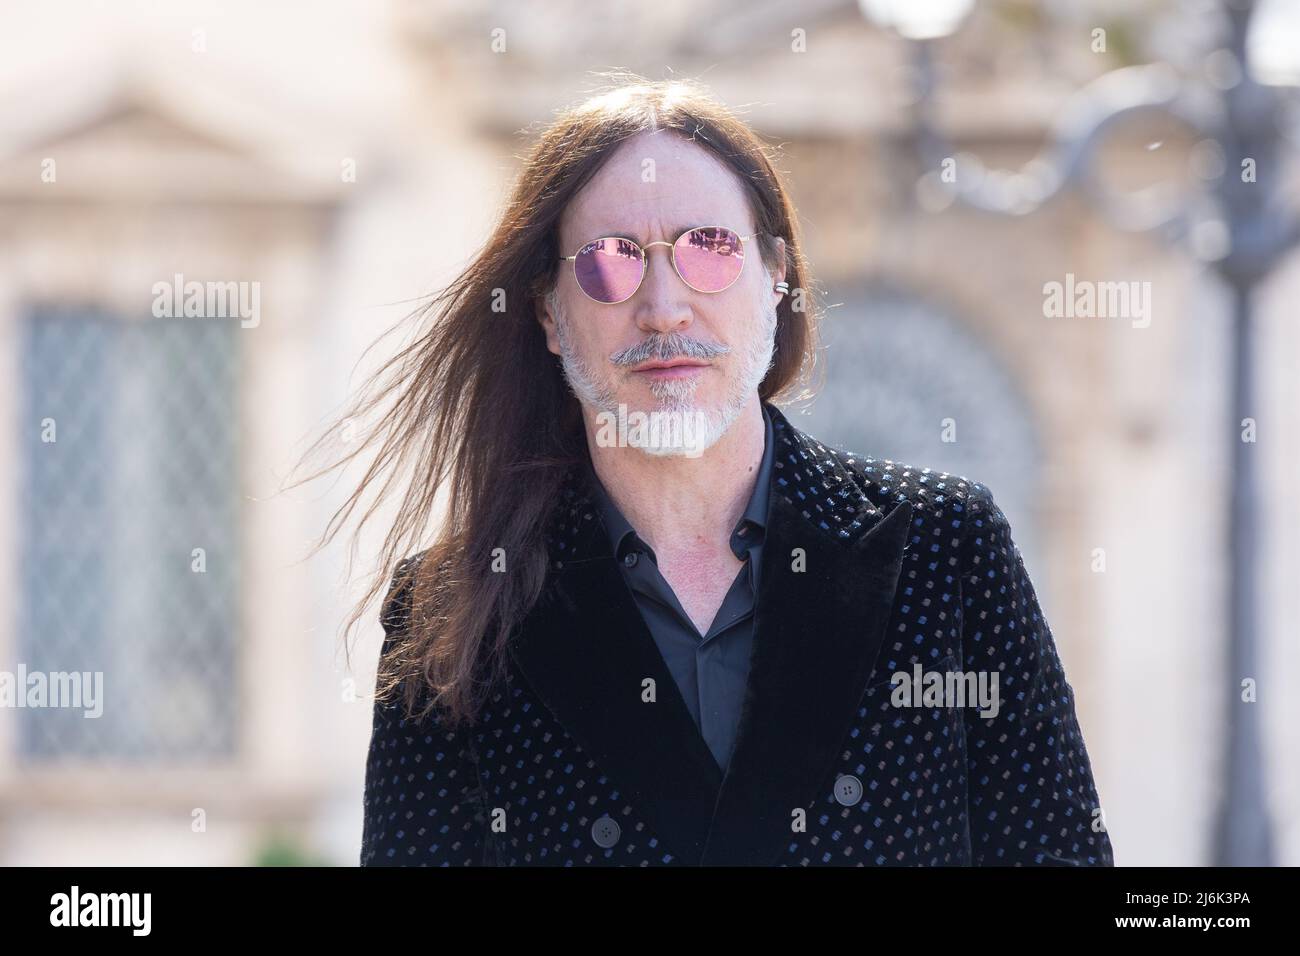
[655,546,745,636]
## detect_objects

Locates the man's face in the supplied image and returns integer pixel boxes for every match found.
[538,131,787,457]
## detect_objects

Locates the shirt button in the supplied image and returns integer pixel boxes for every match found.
[591,815,621,848]
[834,774,864,806]
[623,552,639,568]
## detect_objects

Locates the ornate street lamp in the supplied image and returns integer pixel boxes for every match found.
[862,0,1292,865]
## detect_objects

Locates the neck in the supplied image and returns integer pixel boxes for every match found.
[583,395,766,557]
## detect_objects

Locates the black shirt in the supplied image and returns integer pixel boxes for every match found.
[583,403,775,775]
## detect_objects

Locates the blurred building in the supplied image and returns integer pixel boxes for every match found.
[0,0,1295,865]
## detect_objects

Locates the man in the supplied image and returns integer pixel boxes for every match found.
[355,78,1113,866]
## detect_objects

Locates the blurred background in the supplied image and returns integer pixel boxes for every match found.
[0,0,1296,866]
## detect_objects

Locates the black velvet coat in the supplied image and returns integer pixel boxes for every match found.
[360,403,1114,866]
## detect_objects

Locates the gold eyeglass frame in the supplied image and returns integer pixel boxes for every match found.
[558,226,767,304]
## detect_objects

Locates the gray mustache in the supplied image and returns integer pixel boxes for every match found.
[610,332,730,367]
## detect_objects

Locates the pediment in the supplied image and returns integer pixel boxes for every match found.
[0,76,347,204]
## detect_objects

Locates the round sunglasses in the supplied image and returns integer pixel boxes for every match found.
[559,225,766,304]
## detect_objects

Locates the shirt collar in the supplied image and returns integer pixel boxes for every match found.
[739,401,775,529]
[584,401,776,564]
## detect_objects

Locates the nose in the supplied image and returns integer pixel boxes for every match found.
[635,242,693,335]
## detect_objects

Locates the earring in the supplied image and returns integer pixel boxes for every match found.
[774,281,790,296]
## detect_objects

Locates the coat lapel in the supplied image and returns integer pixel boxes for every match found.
[508,404,913,866]
[700,424,913,864]
[507,480,725,864]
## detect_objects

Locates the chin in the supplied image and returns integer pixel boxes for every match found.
[630,391,733,459]
[634,442,709,460]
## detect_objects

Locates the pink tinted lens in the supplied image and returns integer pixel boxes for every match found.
[673,227,745,293]
[574,238,644,303]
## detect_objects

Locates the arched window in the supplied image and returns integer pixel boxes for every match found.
[794,283,1045,566]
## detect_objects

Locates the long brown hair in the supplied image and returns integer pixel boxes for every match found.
[295,73,823,729]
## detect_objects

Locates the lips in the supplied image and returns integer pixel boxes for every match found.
[632,362,708,380]
[631,358,709,373]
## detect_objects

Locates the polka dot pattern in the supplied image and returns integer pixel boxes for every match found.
[360,406,1113,866]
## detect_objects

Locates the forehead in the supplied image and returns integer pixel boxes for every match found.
[559,131,755,246]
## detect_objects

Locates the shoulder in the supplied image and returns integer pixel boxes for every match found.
[379,549,430,638]
[790,428,998,524]
[767,404,1000,529]
[814,443,1021,585]
[371,549,453,725]
[844,451,997,523]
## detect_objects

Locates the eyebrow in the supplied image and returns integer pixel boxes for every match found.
[589,225,701,244]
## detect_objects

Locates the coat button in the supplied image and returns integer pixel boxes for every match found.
[591,815,621,848]
[834,774,863,806]
[623,552,638,568]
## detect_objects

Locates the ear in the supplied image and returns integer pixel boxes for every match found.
[536,287,562,357]
[770,236,788,307]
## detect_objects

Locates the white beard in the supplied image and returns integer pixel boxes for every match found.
[549,284,778,458]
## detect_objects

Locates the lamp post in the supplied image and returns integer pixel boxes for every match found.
[862,0,1292,865]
